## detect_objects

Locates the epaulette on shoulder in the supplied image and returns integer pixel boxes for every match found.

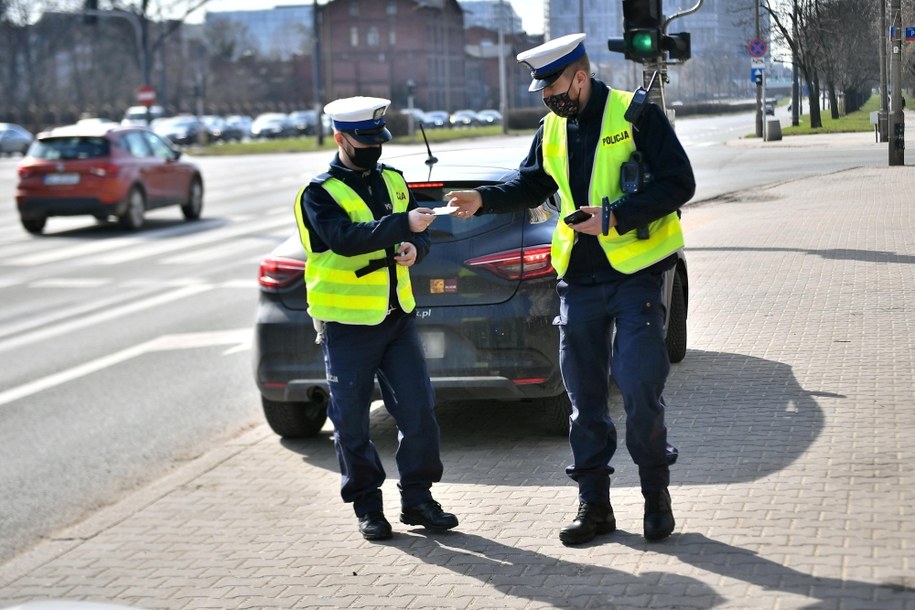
[310,171,333,186]
[379,163,404,177]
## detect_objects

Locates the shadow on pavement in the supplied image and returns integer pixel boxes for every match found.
[389,531,725,610]
[688,245,915,265]
[282,349,832,489]
[383,530,912,609]
[621,532,914,607]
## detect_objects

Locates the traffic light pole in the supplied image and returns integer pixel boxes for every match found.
[754,0,763,138]
[888,0,905,166]
[643,60,665,109]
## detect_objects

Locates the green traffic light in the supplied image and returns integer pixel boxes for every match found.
[631,31,656,55]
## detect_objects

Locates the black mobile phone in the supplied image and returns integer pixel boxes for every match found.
[564,209,591,225]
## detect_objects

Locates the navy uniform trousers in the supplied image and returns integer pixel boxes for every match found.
[321,309,443,518]
[556,270,672,505]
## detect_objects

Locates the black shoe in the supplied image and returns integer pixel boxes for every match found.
[643,489,675,541]
[358,511,392,540]
[400,500,459,531]
[559,502,616,545]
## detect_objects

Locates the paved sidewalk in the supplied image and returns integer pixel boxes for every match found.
[1,140,914,609]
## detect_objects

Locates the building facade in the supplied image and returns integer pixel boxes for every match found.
[319,0,467,111]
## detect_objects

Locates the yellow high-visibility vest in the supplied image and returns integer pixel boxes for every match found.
[294,169,416,325]
[542,89,684,277]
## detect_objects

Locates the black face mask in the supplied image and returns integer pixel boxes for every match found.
[543,76,580,118]
[344,138,382,170]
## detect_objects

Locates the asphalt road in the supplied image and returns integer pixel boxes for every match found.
[0,112,891,563]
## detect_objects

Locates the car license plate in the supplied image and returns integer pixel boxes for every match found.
[420,331,445,359]
[44,173,80,185]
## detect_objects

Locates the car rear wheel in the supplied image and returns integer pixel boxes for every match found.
[261,396,328,438]
[119,187,145,230]
[21,216,46,235]
[665,269,687,364]
[540,393,572,436]
[181,177,203,220]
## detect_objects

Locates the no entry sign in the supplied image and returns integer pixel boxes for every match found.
[137,85,156,107]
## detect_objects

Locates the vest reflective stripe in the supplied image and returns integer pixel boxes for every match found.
[542,89,685,276]
[294,169,416,325]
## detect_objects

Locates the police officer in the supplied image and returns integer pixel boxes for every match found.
[295,96,459,540]
[446,34,695,544]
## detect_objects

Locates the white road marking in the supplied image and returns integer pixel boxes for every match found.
[0,328,252,408]
[0,284,212,354]
[28,278,113,289]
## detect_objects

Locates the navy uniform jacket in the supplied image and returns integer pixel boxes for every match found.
[478,77,696,284]
[298,154,431,308]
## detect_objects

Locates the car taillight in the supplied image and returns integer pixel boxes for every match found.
[407,181,445,190]
[465,245,555,281]
[17,166,35,179]
[88,162,119,177]
[258,256,305,289]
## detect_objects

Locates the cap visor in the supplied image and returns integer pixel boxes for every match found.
[529,71,563,92]
[348,127,391,145]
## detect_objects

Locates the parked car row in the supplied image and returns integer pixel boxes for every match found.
[117,107,330,145]
[399,108,503,130]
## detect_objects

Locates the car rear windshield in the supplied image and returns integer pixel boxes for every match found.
[409,180,515,241]
[31,136,109,160]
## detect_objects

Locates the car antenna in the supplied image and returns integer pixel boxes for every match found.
[419,122,438,167]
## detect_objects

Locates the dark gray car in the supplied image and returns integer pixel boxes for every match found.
[252,146,688,438]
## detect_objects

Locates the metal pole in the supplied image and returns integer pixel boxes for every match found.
[878,0,889,142]
[889,0,904,165]
[312,1,324,145]
[498,0,508,134]
[791,4,799,127]
[755,0,762,138]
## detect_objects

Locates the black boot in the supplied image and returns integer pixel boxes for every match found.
[643,489,675,541]
[400,500,459,531]
[559,502,616,545]
[358,511,392,540]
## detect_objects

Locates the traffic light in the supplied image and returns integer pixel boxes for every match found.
[625,28,661,60]
[622,0,663,62]
[608,1,692,64]
[83,0,98,25]
[663,32,691,61]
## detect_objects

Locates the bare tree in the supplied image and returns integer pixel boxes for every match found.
[764,0,824,128]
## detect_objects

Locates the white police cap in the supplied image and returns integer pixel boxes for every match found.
[517,33,587,92]
[323,96,392,144]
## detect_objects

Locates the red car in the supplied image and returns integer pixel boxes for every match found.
[15,123,204,234]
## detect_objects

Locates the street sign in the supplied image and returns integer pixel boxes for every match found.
[136,85,156,107]
[906,27,915,42]
[748,37,768,58]
[750,57,765,68]
[750,67,765,82]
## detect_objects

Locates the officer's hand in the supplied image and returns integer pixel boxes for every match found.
[408,208,436,233]
[568,206,606,235]
[444,190,482,219]
[395,241,417,266]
